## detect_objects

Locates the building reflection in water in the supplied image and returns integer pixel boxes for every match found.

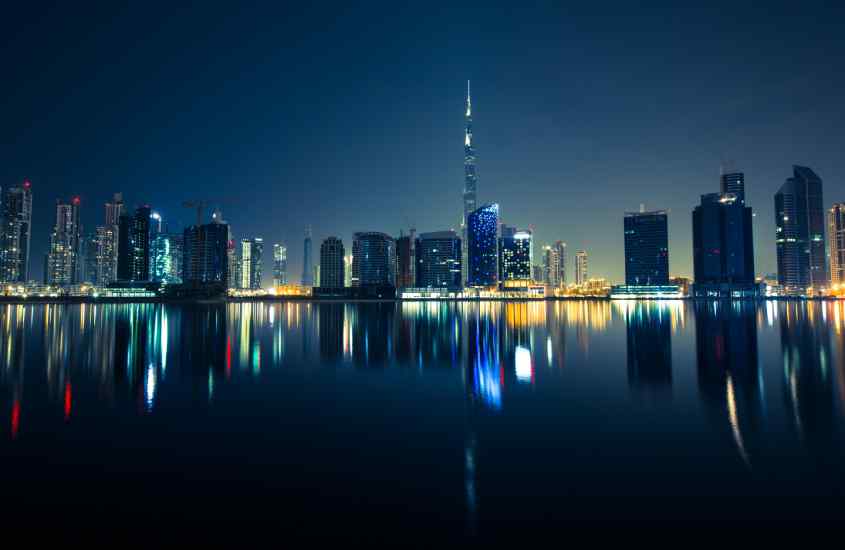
[780,301,834,458]
[465,304,502,411]
[695,300,763,467]
[618,301,674,393]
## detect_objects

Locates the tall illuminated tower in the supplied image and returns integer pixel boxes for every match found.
[462,80,477,284]
[0,180,33,283]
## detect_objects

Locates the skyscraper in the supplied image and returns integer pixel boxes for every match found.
[302,227,313,286]
[720,171,746,205]
[575,250,588,286]
[775,165,827,292]
[462,80,477,284]
[498,226,532,282]
[395,229,416,289]
[542,241,566,287]
[46,197,82,286]
[240,238,263,289]
[344,254,353,287]
[81,231,98,283]
[151,232,183,284]
[828,203,845,286]
[416,230,462,289]
[351,232,395,288]
[182,218,230,286]
[319,236,345,288]
[623,209,669,286]
[0,180,33,283]
[94,224,118,285]
[273,243,288,286]
[466,203,498,287]
[130,206,152,281]
[94,193,123,286]
[104,192,124,226]
[692,192,755,297]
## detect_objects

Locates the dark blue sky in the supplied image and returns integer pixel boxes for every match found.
[3,2,844,283]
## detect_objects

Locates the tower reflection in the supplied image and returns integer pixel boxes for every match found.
[620,301,673,393]
[780,301,834,458]
[695,301,763,467]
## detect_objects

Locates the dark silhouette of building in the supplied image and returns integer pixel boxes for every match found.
[0,180,33,283]
[395,230,415,289]
[692,192,756,297]
[130,206,151,281]
[416,230,462,289]
[182,219,230,286]
[467,203,499,287]
[319,236,345,288]
[720,171,745,205]
[351,232,395,288]
[301,227,313,286]
[775,165,827,292]
[116,205,152,282]
[623,209,669,285]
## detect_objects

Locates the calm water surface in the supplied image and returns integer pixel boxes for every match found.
[1,300,844,536]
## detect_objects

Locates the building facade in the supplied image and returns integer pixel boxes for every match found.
[692,192,755,297]
[319,236,345,288]
[720,172,745,205]
[240,238,264,289]
[829,203,845,286]
[623,209,669,286]
[775,165,827,292]
[466,203,498,287]
[395,229,416,289]
[575,250,588,286]
[116,205,152,282]
[542,241,566,288]
[351,232,395,288]
[301,227,313,286]
[273,243,287,287]
[498,226,532,282]
[182,220,230,286]
[46,197,82,285]
[416,230,462,289]
[0,181,33,283]
[151,233,184,284]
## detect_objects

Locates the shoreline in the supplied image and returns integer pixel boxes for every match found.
[0,295,839,305]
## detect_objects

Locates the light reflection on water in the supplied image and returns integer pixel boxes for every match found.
[1,299,845,532]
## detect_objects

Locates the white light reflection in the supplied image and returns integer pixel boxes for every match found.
[515,346,533,383]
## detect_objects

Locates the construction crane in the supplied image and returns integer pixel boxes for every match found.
[182,199,238,226]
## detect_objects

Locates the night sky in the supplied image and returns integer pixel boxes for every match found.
[3,2,844,284]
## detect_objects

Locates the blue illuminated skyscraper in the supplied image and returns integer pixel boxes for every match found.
[467,203,498,287]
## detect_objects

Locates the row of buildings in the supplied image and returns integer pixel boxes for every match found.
[0,83,842,298]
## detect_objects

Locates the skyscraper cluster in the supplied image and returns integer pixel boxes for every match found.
[2,85,843,299]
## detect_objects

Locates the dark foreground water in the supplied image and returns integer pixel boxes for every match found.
[0,300,844,537]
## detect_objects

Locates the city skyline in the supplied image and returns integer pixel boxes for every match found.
[3,4,845,285]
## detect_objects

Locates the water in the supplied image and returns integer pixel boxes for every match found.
[1,300,844,536]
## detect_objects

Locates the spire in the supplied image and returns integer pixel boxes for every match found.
[466,80,472,118]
